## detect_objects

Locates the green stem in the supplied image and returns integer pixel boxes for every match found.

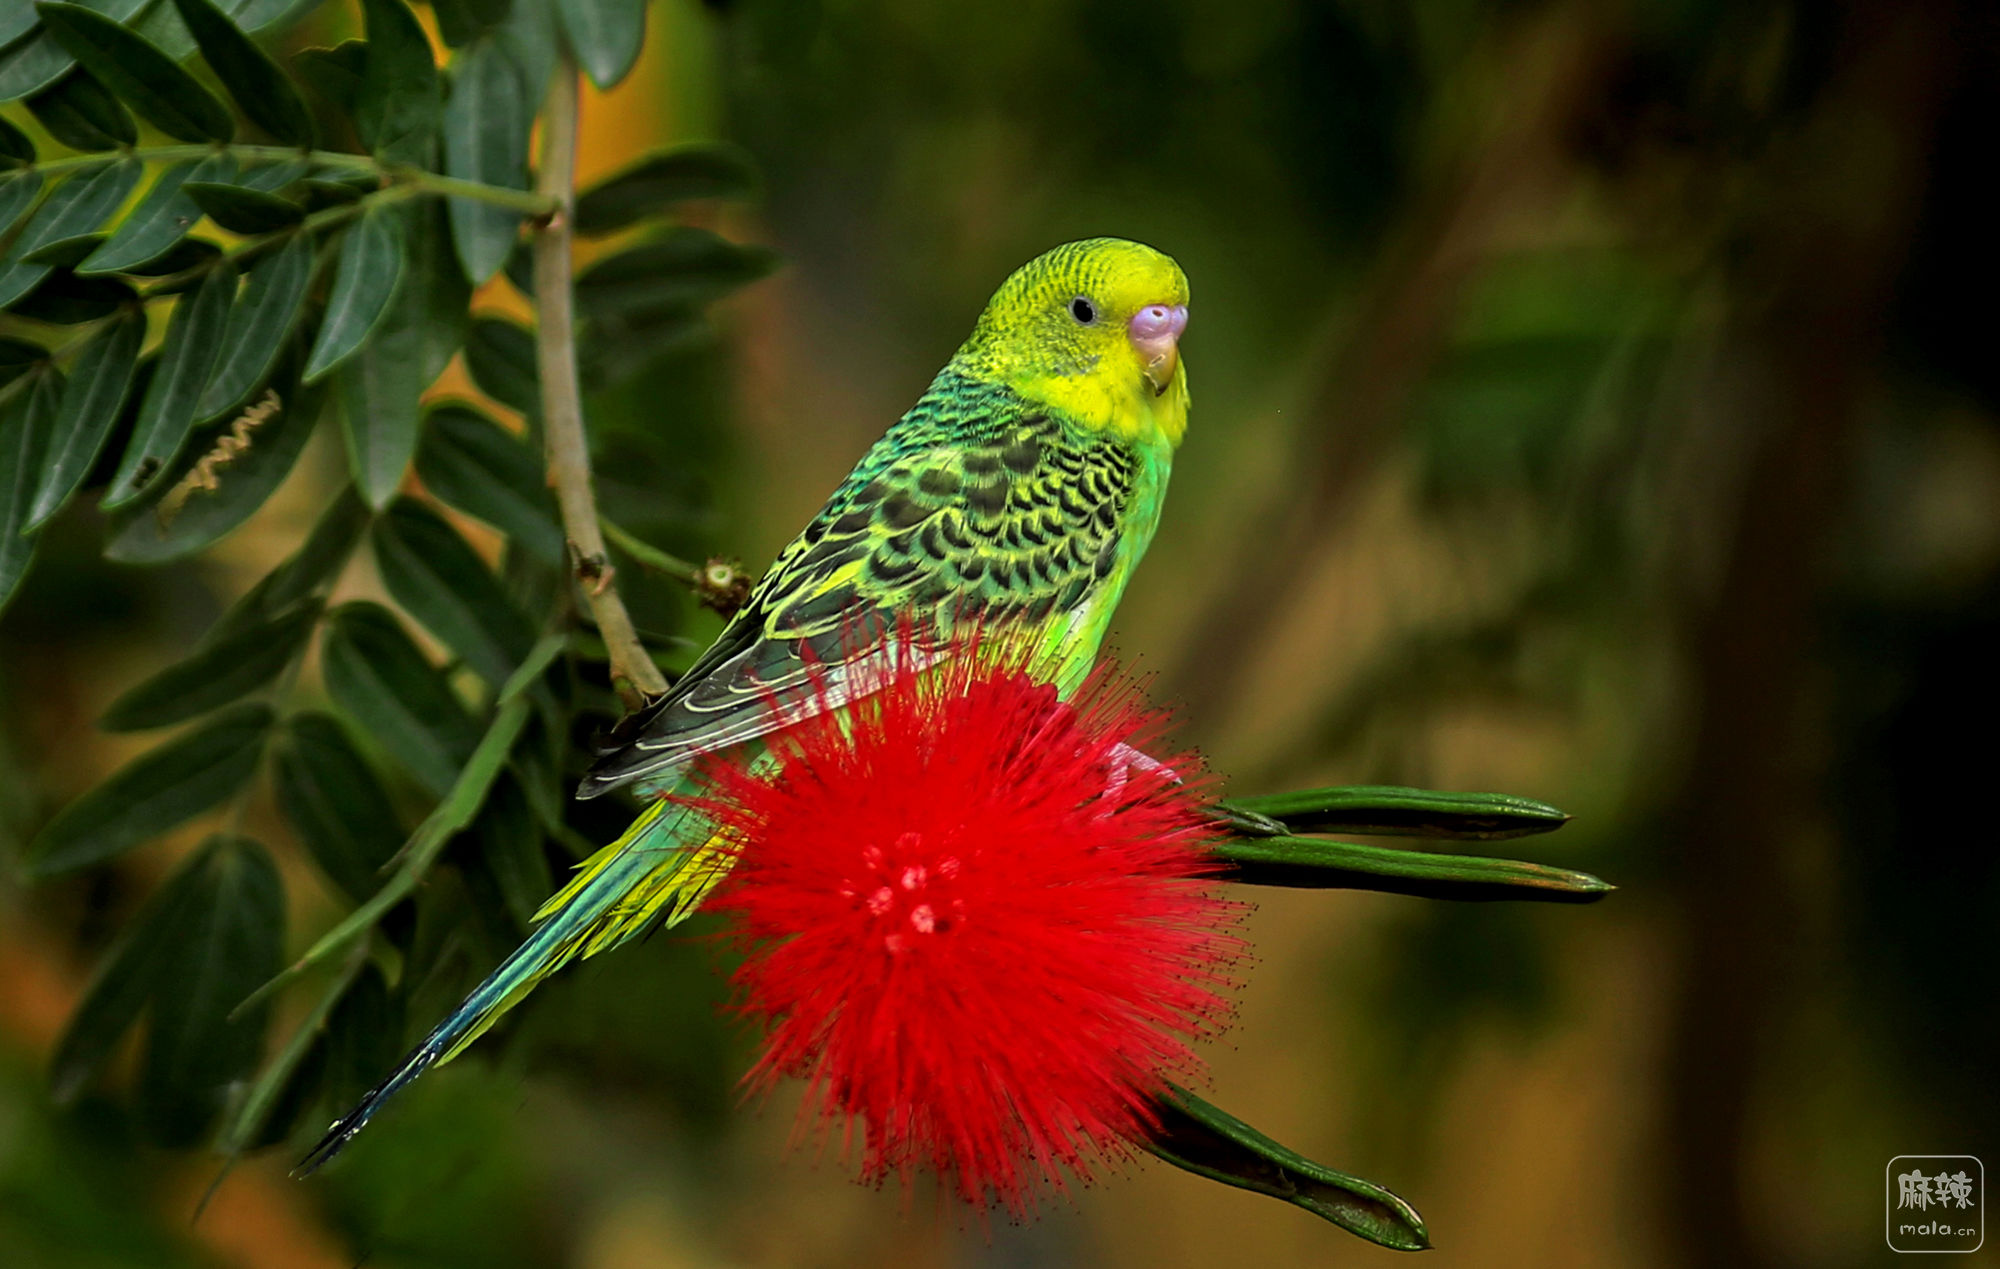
[16,152,540,382]
[229,688,542,1019]
[21,144,555,213]
[600,516,755,619]
[220,933,373,1157]
[197,932,374,1219]
[24,187,405,370]
[599,516,700,583]
[393,166,553,214]
[140,188,398,294]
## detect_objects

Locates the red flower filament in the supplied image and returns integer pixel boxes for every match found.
[697,650,1244,1213]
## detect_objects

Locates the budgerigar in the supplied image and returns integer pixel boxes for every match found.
[297,237,1192,1172]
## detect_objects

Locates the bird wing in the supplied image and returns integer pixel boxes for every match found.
[578,401,1138,797]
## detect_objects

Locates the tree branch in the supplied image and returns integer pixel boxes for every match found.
[532,57,669,710]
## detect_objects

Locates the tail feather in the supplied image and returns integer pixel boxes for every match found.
[294,797,729,1175]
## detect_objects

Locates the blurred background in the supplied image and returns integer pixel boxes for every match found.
[3,0,1995,1265]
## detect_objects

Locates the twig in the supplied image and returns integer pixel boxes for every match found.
[600,516,754,618]
[20,144,556,215]
[531,57,668,710]
[229,681,546,1019]
[599,516,701,582]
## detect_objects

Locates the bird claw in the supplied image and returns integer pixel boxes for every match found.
[1103,742,1180,806]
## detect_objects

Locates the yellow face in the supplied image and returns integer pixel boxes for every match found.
[954,239,1191,447]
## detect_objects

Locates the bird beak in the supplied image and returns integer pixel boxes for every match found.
[1130,303,1188,397]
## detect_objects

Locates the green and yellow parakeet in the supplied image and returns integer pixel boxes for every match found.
[298,237,1192,1171]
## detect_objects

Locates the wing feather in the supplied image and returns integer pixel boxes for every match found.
[578,380,1137,798]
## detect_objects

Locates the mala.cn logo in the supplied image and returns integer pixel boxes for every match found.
[1888,1156,1983,1254]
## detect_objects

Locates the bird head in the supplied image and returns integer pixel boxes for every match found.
[955,239,1191,447]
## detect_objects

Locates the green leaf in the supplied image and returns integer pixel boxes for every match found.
[197,229,312,420]
[371,496,535,684]
[4,267,135,321]
[228,0,310,31]
[498,629,565,704]
[320,600,479,795]
[1205,834,1612,903]
[415,403,561,560]
[0,33,71,105]
[206,485,367,644]
[36,2,235,142]
[294,178,361,213]
[432,0,514,47]
[2,259,60,315]
[48,842,213,1102]
[169,0,313,146]
[79,152,236,275]
[104,350,320,563]
[39,0,159,37]
[0,336,45,379]
[355,0,439,165]
[312,165,380,192]
[120,235,219,276]
[25,308,141,528]
[1147,1085,1431,1252]
[244,686,535,1020]
[138,835,284,1147]
[463,315,538,416]
[235,154,309,192]
[335,306,424,508]
[24,68,136,149]
[322,963,400,1108]
[577,305,707,391]
[2,8,43,54]
[124,0,195,61]
[1219,785,1573,840]
[21,232,106,266]
[304,205,404,383]
[462,772,547,931]
[405,195,472,384]
[442,35,530,284]
[0,170,41,238]
[293,39,365,119]
[273,711,403,901]
[491,0,555,107]
[101,601,319,732]
[0,113,33,166]
[554,0,643,90]
[23,703,274,877]
[573,143,759,235]
[103,258,237,510]
[574,227,779,323]
[0,367,58,613]
[217,939,359,1157]
[183,180,305,234]
[1,159,141,308]
[5,3,164,101]
[335,202,463,504]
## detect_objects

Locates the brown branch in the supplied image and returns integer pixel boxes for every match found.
[532,56,668,710]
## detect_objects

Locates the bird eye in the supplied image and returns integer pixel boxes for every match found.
[1069,296,1097,324]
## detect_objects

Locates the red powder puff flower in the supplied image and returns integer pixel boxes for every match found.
[693,642,1244,1214]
